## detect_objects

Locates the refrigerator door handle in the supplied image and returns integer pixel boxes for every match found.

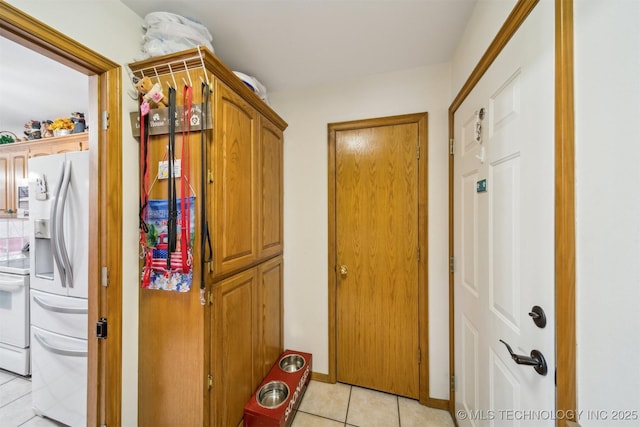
[32,295,88,315]
[57,160,74,289]
[33,331,87,357]
[51,160,67,288]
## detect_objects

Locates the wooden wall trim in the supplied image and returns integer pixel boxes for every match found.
[101,67,124,427]
[447,0,577,420]
[327,122,338,384]
[0,2,117,73]
[555,0,577,425]
[449,0,540,115]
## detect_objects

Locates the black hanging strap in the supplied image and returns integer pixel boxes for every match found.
[138,96,150,235]
[167,86,178,269]
[200,82,213,293]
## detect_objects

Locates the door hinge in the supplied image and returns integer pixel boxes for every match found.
[207,169,214,183]
[102,110,109,130]
[451,375,456,392]
[449,138,455,155]
[101,266,109,287]
[449,256,455,273]
[417,144,421,159]
[418,347,422,364]
[208,291,214,305]
[96,317,108,339]
[417,246,421,261]
[207,374,213,390]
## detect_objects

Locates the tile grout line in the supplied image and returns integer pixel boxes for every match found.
[396,395,401,427]
[296,409,349,425]
[344,384,352,427]
[0,379,31,409]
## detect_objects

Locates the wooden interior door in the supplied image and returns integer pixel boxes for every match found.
[332,113,425,398]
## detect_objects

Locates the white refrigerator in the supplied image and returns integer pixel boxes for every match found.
[28,150,89,427]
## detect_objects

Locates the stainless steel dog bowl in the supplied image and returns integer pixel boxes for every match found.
[279,354,306,373]
[257,381,290,409]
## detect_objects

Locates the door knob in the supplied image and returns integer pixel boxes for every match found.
[499,339,548,376]
[339,265,348,276]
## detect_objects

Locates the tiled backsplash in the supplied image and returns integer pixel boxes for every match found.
[0,218,30,258]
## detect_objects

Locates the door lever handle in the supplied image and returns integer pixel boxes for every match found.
[499,339,548,376]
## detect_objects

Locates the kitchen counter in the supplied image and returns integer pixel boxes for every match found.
[0,256,29,275]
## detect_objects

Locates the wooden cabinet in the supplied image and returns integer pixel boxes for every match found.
[258,117,284,260]
[0,147,27,215]
[28,133,87,157]
[212,268,259,427]
[212,80,259,276]
[256,256,284,380]
[211,80,285,277]
[130,48,287,427]
[211,256,284,427]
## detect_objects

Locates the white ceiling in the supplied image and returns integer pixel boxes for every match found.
[0,0,477,136]
[120,0,478,93]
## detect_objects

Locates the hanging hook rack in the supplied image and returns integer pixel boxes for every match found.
[153,67,162,86]
[197,46,210,87]
[167,63,178,89]
[182,60,193,87]
[130,49,208,83]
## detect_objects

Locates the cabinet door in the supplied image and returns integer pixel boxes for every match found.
[258,117,284,259]
[258,256,284,378]
[0,149,28,215]
[12,151,28,180]
[0,153,10,213]
[51,139,83,154]
[11,151,28,212]
[28,136,85,158]
[28,144,52,158]
[212,268,259,427]
[213,80,259,277]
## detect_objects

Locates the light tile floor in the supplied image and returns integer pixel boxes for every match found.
[0,369,63,427]
[290,380,455,427]
[2,369,455,427]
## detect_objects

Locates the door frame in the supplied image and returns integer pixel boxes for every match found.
[328,112,441,407]
[0,3,123,426]
[447,0,576,425]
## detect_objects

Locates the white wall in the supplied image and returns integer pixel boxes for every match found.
[270,62,452,400]
[450,0,516,96]
[574,0,640,424]
[5,2,143,425]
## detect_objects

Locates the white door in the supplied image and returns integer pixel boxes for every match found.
[29,151,89,299]
[454,2,555,426]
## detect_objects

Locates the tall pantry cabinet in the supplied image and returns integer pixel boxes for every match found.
[128,48,286,427]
